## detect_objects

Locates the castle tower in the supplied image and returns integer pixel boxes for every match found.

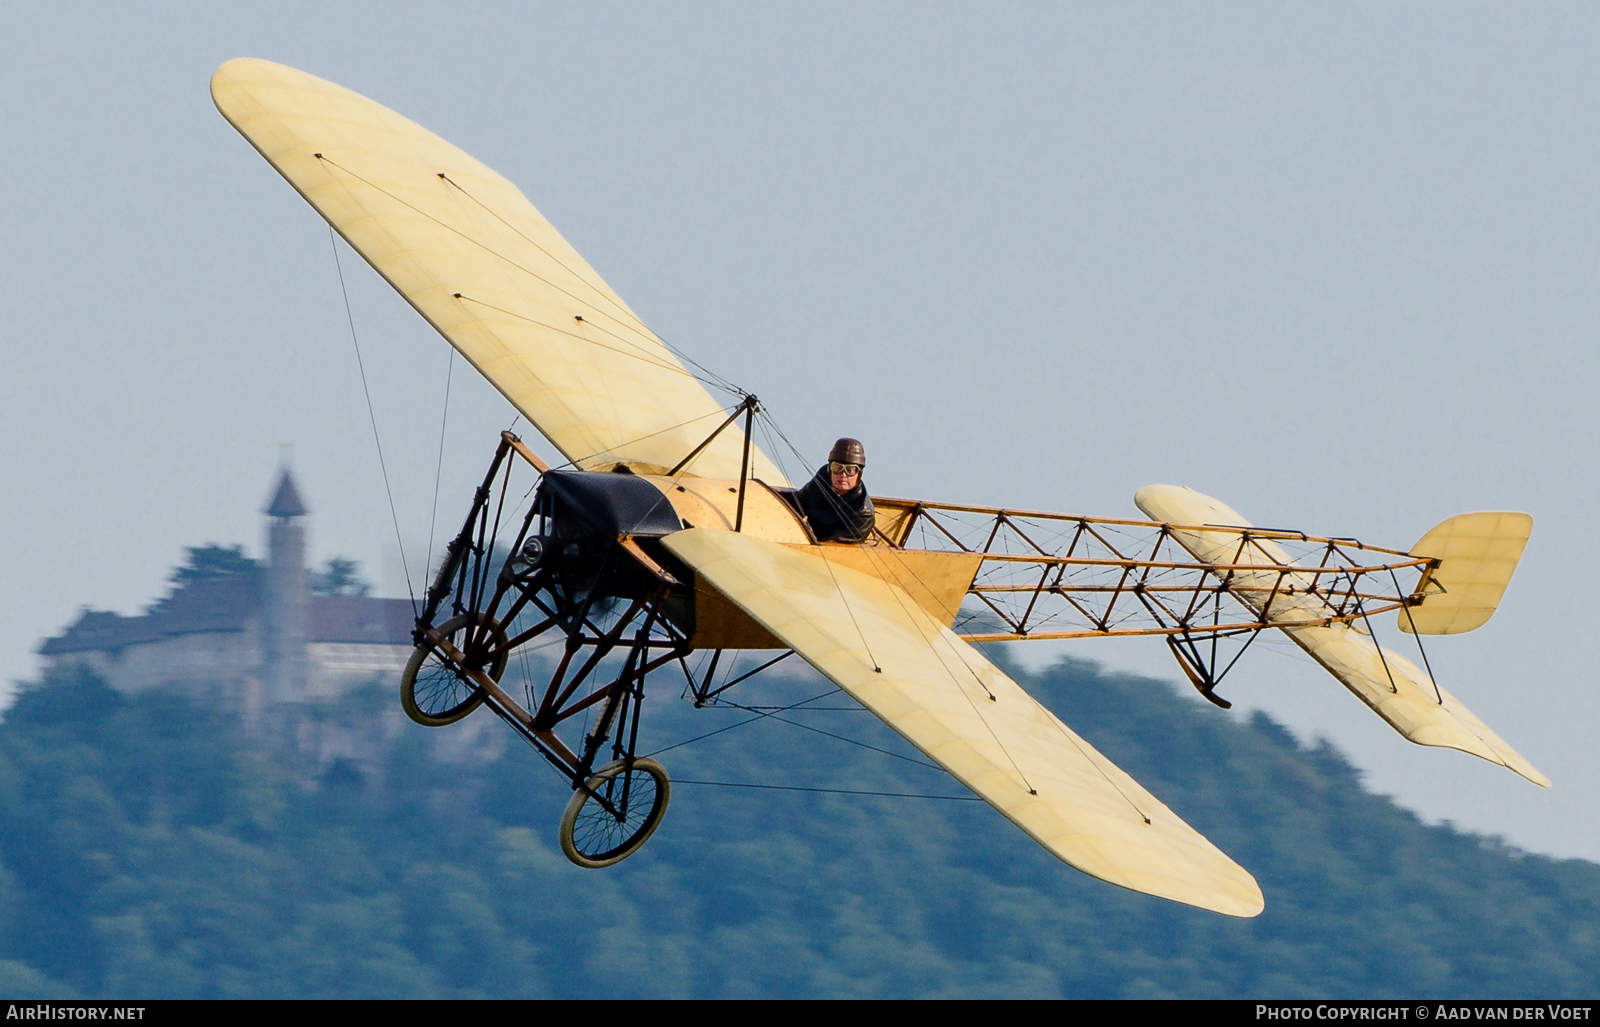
[261,468,309,705]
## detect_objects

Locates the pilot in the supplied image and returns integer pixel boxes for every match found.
[797,438,876,543]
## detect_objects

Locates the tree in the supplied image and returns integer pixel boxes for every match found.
[169,544,260,585]
[312,557,372,597]
[148,544,261,612]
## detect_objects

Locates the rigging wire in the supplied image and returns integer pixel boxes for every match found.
[817,545,882,674]
[643,688,841,759]
[755,415,795,486]
[436,172,746,397]
[453,293,722,388]
[434,172,640,327]
[315,155,742,398]
[314,158,777,501]
[574,312,747,399]
[318,158,641,342]
[722,705,869,712]
[859,545,1046,800]
[1391,565,1444,705]
[566,407,730,471]
[425,348,455,581]
[673,780,982,802]
[328,227,417,614]
[704,695,944,771]
[758,408,813,477]
[1354,596,1401,696]
[754,408,882,670]
[749,404,1055,801]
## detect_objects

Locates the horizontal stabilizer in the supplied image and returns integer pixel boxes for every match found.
[1400,512,1532,635]
[662,528,1265,917]
[1134,485,1548,788]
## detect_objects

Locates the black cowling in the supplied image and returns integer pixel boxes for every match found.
[540,470,684,539]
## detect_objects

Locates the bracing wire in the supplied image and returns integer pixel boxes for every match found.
[328,227,417,614]
[673,780,982,802]
[817,547,883,674]
[566,408,730,471]
[314,155,741,396]
[759,408,813,475]
[452,293,719,386]
[754,416,788,483]
[434,172,641,326]
[436,172,746,397]
[745,403,1054,799]
[707,695,943,771]
[858,545,1046,799]
[644,688,841,759]
[426,348,455,581]
[752,407,882,669]
[1391,566,1444,705]
[573,311,747,399]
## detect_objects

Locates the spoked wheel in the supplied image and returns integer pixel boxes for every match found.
[559,757,671,868]
[400,613,509,727]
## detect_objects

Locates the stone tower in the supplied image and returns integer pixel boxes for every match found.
[261,468,309,705]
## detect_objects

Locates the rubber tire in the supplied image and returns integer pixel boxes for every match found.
[399,613,509,727]
[559,758,671,869]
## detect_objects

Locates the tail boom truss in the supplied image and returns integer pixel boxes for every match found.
[870,497,1432,644]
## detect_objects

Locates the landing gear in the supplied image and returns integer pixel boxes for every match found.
[559,757,671,868]
[400,612,508,726]
[409,432,695,870]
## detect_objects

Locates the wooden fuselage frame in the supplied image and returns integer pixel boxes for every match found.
[507,433,1434,655]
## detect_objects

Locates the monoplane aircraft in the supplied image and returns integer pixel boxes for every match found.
[213,58,1543,918]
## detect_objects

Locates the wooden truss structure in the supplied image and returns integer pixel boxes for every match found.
[871,498,1438,706]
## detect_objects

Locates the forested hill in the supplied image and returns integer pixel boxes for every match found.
[0,654,1595,999]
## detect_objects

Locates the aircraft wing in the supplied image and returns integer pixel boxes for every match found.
[660,528,1266,917]
[211,58,785,483]
[1135,486,1548,787]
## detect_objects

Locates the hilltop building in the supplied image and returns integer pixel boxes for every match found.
[39,468,416,724]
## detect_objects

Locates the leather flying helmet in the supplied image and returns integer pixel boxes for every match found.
[829,438,865,468]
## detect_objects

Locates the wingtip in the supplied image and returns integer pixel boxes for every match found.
[1172,868,1265,918]
[210,57,277,113]
[1107,865,1264,918]
[1224,888,1267,919]
[211,56,265,89]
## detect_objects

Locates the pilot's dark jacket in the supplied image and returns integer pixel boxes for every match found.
[796,465,876,543]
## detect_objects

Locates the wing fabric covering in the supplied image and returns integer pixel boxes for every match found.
[1134,486,1548,788]
[211,58,785,484]
[1401,512,1533,636]
[661,529,1265,917]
